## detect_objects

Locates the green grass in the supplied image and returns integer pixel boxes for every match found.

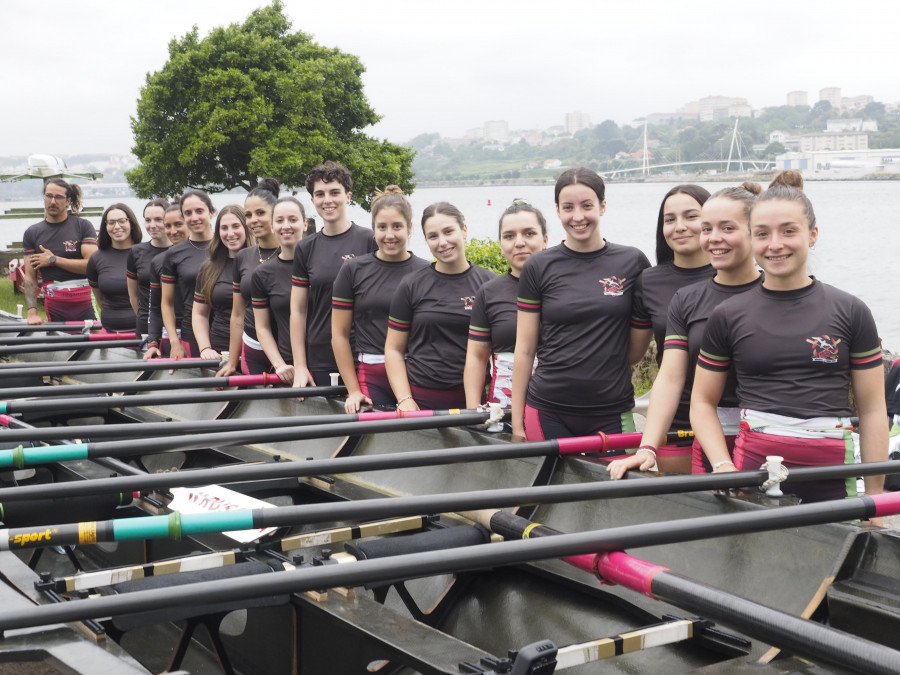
[0,278,47,321]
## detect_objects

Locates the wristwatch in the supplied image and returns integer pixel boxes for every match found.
[48,255,57,265]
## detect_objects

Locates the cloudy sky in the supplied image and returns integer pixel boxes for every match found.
[2,0,897,156]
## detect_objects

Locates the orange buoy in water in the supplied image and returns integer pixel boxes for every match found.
[487,199,491,206]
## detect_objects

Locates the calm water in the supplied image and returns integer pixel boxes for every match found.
[3,180,900,348]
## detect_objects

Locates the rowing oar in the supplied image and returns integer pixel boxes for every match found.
[0,319,104,333]
[0,406,517,442]
[0,331,136,346]
[0,338,142,355]
[3,497,900,675]
[2,434,898,505]
[0,409,495,469]
[5,469,900,552]
[0,372,285,399]
[0,385,346,416]
[0,358,220,378]
[0,420,664,472]
[460,508,900,675]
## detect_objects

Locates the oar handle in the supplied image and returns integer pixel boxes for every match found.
[87,331,137,341]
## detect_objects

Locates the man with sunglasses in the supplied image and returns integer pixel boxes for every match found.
[22,179,98,324]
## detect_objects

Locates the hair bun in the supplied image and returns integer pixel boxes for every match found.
[740,181,763,196]
[258,177,281,197]
[768,170,803,191]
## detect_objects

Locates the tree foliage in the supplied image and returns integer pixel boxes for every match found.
[127,2,414,208]
[464,239,506,275]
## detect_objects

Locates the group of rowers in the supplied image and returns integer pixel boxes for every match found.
[22,161,887,504]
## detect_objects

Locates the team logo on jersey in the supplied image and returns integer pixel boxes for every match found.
[807,335,841,363]
[461,296,475,310]
[599,276,625,296]
[63,240,77,252]
[341,253,356,262]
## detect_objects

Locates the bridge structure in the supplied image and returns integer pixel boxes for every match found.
[603,119,774,178]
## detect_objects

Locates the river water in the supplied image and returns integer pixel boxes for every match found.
[3,180,899,349]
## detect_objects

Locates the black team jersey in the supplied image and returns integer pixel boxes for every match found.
[86,247,133,331]
[517,241,651,416]
[388,263,495,390]
[467,271,519,353]
[698,279,882,418]
[22,216,97,285]
[193,258,235,352]
[633,262,714,365]
[232,246,279,342]
[252,257,294,364]
[291,224,377,372]
[126,242,170,336]
[331,252,429,355]
[147,253,183,348]
[160,240,209,344]
[663,275,762,424]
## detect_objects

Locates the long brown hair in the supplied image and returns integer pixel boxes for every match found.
[196,205,252,302]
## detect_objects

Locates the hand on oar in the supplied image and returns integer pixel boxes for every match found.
[292,368,316,399]
[344,390,373,414]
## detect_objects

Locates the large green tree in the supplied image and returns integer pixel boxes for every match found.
[126,2,414,209]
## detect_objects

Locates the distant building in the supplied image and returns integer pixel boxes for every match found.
[787,90,808,107]
[543,159,562,170]
[683,96,752,122]
[645,112,700,126]
[565,110,592,135]
[465,127,485,140]
[483,120,509,142]
[826,118,878,133]
[769,130,789,144]
[819,87,842,108]
[796,131,868,152]
[776,147,900,173]
[842,94,874,111]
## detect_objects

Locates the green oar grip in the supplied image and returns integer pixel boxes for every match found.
[0,443,89,469]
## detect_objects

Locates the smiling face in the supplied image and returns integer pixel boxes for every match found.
[164,209,188,245]
[143,205,167,241]
[751,198,817,290]
[500,211,548,276]
[556,183,606,252]
[105,208,134,248]
[311,180,350,229]
[700,197,752,273]
[181,195,214,239]
[244,195,274,242]
[273,201,306,248]
[423,213,467,271]
[218,212,247,256]
[373,206,412,262]
[663,192,704,262]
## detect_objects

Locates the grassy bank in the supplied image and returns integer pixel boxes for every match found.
[0,278,46,321]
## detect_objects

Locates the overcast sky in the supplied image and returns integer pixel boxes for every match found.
[2,0,897,156]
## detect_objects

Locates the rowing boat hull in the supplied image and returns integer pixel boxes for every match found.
[0,329,897,674]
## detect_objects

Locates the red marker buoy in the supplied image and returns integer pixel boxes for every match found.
[487,199,491,206]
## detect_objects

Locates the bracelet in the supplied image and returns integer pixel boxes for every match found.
[636,445,657,458]
[713,460,735,471]
[396,394,413,407]
[199,346,212,353]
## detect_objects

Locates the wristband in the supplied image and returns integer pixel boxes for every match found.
[199,346,212,353]
[636,445,657,458]
[396,394,413,408]
[713,460,735,471]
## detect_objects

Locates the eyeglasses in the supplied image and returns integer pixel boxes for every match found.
[107,218,130,228]
[44,193,67,202]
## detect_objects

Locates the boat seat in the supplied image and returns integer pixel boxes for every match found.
[108,559,288,631]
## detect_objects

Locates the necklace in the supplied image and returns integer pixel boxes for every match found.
[258,245,280,264]
[188,238,210,251]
